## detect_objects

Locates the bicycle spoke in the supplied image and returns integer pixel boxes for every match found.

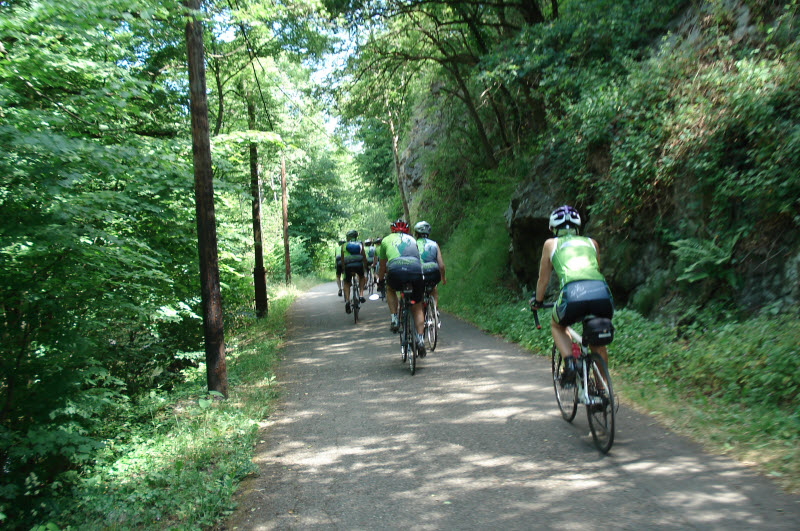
[586,353,615,453]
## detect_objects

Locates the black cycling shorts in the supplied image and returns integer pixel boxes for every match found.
[553,279,614,327]
[386,258,424,304]
[344,262,365,280]
[422,263,441,286]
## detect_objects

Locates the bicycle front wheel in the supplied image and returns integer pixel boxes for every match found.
[425,296,438,352]
[552,345,578,422]
[586,353,615,453]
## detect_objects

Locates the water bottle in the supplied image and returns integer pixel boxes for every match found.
[571,342,580,359]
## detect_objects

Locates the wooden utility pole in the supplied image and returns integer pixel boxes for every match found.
[248,97,268,318]
[281,153,291,285]
[184,0,227,397]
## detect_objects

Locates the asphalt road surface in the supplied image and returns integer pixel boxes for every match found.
[225,282,800,530]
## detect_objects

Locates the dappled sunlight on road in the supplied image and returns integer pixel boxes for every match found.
[227,282,800,531]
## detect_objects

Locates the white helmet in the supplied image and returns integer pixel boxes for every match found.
[548,205,581,232]
[414,221,431,236]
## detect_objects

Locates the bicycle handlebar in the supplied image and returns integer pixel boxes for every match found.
[531,302,555,330]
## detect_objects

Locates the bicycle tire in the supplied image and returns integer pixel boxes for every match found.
[425,296,438,352]
[551,345,578,422]
[351,283,359,324]
[408,304,417,375]
[399,304,408,363]
[586,353,615,453]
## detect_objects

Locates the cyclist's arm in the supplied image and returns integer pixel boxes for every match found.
[590,237,600,267]
[378,259,387,281]
[435,243,446,284]
[535,239,556,302]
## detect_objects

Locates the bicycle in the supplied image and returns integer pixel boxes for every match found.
[533,302,616,453]
[365,267,375,297]
[422,284,439,352]
[398,282,419,375]
[348,271,361,324]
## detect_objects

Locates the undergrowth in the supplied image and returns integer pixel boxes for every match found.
[435,188,800,494]
[25,279,314,530]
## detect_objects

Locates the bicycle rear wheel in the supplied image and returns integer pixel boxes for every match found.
[425,296,438,352]
[403,301,416,375]
[552,345,578,422]
[352,284,359,324]
[586,352,615,453]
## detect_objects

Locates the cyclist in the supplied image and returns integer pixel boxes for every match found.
[377,219,426,356]
[414,221,446,306]
[530,205,614,381]
[342,230,368,314]
[364,238,376,287]
[335,239,345,296]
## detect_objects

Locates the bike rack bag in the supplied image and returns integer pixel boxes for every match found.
[581,317,615,346]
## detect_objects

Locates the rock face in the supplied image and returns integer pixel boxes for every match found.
[398,113,441,213]
[506,176,800,314]
[504,181,556,291]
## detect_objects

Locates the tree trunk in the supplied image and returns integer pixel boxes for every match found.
[184,0,227,397]
[451,66,498,168]
[248,97,268,318]
[388,110,411,222]
[281,153,291,285]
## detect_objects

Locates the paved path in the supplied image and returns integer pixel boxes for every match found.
[225,282,800,530]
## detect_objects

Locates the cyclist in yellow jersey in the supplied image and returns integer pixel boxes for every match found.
[531,205,614,380]
[342,230,368,314]
[335,239,345,296]
[377,219,426,356]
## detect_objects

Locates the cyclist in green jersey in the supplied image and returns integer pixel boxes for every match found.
[414,221,446,306]
[530,205,614,380]
[335,239,345,296]
[377,219,426,356]
[365,238,377,272]
[342,230,368,314]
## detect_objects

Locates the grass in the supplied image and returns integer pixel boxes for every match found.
[42,278,319,530]
[436,200,800,495]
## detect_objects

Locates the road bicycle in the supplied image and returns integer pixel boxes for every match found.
[398,282,420,375]
[422,284,439,352]
[348,271,361,324]
[533,302,616,453]
[365,267,375,297]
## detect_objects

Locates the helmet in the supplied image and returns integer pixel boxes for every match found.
[346,229,358,240]
[414,221,431,237]
[364,238,373,246]
[549,205,581,233]
[390,219,409,234]
[338,239,345,245]
[374,237,382,245]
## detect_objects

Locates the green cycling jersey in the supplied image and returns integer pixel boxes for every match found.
[378,232,420,262]
[550,235,605,287]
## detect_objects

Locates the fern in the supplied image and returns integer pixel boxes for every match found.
[670,230,743,287]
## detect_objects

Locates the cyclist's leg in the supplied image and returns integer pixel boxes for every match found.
[343,268,354,312]
[590,345,609,368]
[357,269,366,300]
[550,318,573,361]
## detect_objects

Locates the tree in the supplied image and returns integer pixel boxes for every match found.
[184,0,227,397]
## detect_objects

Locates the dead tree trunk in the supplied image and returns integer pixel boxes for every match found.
[281,153,291,285]
[184,0,227,397]
[248,97,268,318]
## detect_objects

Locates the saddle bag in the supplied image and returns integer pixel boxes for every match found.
[582,317,615,346]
